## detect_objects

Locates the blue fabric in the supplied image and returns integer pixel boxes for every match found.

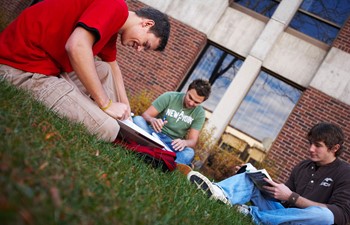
[215,173,334,225]
[133,116,194,165]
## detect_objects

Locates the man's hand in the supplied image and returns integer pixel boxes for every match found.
[262,178,292,201]
[235,164,247,174]
[150,118,167,133]
[171,139,187,151]
[104,102,129,120]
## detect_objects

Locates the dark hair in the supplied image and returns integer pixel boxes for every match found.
[135,7,170,51]
[307,122,345,157]
[188,79,211,101]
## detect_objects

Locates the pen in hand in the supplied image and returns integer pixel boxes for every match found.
[157,116,167,132]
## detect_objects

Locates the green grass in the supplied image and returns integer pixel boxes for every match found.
[0,79,253,225]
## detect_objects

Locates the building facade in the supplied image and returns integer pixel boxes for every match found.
[123,0,350,182]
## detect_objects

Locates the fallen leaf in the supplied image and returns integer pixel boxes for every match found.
[39,161,49,170]
[50,186,62,208]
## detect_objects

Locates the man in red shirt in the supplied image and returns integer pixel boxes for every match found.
[0,0,170,141]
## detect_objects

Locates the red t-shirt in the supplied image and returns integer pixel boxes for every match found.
[0,0,128,75]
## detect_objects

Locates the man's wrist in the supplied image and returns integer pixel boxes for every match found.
[100,99,112,111]
[288,192,300,205]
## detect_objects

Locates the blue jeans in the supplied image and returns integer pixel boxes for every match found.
[215,173,334,225]
[133,116,195,165]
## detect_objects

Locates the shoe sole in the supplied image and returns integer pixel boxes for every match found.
[188,172,232,206]
[188,173,213,198]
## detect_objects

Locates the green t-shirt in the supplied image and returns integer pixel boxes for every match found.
[152,92,205,139]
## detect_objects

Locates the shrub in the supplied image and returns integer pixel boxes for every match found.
[192,127,241,180]
[192,126,217,170]
[128,90,155,116]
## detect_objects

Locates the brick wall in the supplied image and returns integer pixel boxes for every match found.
[333,17,350,53]
[119,0,207,101]
[267,87,350,182]
[0,0,31,31]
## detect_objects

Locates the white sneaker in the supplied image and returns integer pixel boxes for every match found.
[187,171,230,205]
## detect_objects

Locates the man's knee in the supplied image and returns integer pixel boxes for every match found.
[133,115,145,124]
[95,61,112,79]
[184,147,195,155]
[132,116,149,130]
[96,117,120,142]
[176,147,195,165]
[306,206,334,225]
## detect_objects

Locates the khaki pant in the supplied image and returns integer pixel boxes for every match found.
[0,61,120,142]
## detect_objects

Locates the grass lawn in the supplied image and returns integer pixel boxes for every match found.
[0,80,254,225]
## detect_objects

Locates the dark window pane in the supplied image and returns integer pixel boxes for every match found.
[300,0,350,26]
[234,0,279,18]
[230,71,302,142]
[290,12,340,45]
[291,0,350,45]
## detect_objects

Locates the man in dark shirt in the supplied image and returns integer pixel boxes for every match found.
[187,122,350,225]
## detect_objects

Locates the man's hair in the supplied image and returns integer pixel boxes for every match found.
[135,7,170,51]
[188,79,211,101]
[307,122,345,157]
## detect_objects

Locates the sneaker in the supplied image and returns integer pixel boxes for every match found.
[235,204,250,216]
[187,171,230,205]
[176,163,193,176]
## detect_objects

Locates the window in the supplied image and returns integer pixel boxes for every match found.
[233,0,280,18]
[180,44,243,112]
[181,44,302,143]
[290,0,350,45]
[230,71,302,142]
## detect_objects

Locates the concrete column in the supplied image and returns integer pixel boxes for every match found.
[205,55,262,141]
[250,0,303,61]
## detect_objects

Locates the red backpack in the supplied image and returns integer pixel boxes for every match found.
[113,138,177,172]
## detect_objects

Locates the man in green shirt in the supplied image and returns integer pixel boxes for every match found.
[133,79,211,165]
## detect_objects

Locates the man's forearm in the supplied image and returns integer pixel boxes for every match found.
[141,112,155,123]
[184,138,197,148]
[293,194,328,209]
[66,27,109,108]
[108,61,130,106]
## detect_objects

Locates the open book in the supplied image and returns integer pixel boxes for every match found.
[246,168,272,192]
[116,119,172,151]
[237,163,273,197]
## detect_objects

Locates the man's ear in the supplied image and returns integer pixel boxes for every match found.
[142,19,155,28]
[331,144,340,153]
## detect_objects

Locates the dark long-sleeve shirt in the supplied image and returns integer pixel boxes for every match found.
[285,158,350,225]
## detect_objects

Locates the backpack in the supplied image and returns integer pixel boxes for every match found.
[114,138,177,172]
